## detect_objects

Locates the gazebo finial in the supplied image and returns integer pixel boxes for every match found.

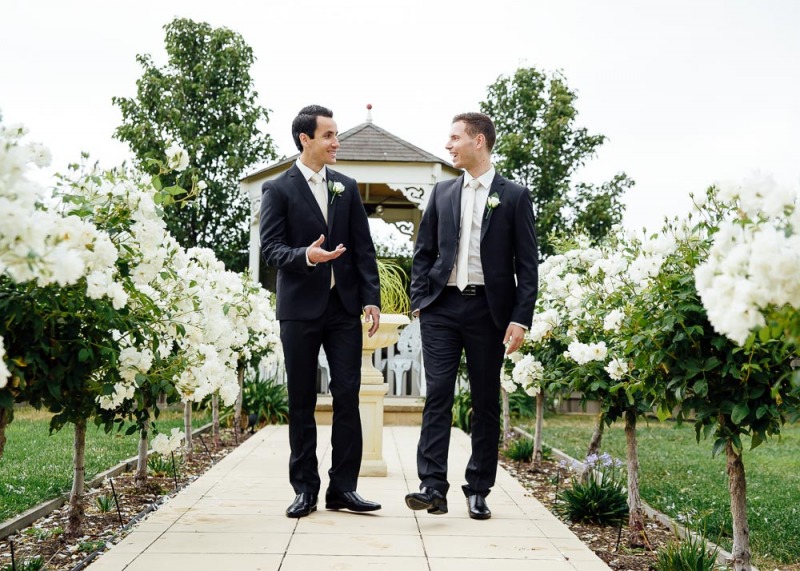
[366,103,373,123]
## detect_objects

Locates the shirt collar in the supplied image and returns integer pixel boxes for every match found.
[296,159,326,183]
[464,166,496,190]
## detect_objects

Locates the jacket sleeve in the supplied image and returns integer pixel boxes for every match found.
[510,187,539,327]
[410,184,440,312]
[348,181,381,308]
[259,181,314,273]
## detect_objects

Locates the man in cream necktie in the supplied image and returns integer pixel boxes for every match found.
[406,112,539,520]
[260,105,382,518]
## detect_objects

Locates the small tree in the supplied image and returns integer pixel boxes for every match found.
[531,235,654,548]
[637,182,799,571]
[113,17,277,271]
[481,66,633,259]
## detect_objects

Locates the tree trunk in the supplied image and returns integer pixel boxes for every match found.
[726,439,752,571]
[533,392,544,466]
[183,401,193,461]
[65,419,87,538]
[624,409,648,549]
[501,388,511,441]
[0,407,10,461]
[212,394,220,449]
[233,363,245,438]
[587,411,605,457]
[134,428,148,488]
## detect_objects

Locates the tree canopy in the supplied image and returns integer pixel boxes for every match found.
[481,67,633,259]
[113,17,277,271]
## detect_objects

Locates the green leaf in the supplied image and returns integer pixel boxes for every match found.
[731,403,749,425]
[702,422,716,441]
[711,437,726,458]
[693,379,708,397]
[152,175,163,191]
[655,403,671,422]
[731,433,743,453]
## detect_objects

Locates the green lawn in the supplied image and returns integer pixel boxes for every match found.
[523,414,800,568]
[0,406,210,521]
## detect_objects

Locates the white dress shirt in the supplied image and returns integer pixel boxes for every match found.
[448,167,495,287]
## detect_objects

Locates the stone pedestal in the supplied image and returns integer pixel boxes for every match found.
[359,313,410,476]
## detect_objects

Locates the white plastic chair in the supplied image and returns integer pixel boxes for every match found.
[387,319,423,396]
[318,347,330,394]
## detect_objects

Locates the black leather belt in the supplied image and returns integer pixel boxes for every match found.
[449,284,485,296]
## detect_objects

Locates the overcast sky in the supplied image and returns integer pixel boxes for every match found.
[2,0,799,233]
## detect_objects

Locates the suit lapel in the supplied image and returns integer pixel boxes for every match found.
[480,174,505,242]
[325,167,337,232]
[288,165,326,227]
[450,174,466,238]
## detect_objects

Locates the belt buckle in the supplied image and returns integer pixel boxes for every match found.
[462,285,477,296]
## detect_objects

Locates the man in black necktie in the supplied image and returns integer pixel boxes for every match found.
[406,112,538,519]
[260,105,382,518]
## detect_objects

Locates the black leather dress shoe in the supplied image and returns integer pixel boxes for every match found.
[405,487,448,515]
[286,493,318,518]
[467,494,491,520]
[325,490,381,512]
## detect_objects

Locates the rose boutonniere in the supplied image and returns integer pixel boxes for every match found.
[328,180,345,204]
[485,193,501,220]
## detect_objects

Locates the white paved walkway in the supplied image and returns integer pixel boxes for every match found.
[88,425,611,571]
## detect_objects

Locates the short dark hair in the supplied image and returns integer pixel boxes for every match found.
[452,112,496,152]
[292,105,334,152]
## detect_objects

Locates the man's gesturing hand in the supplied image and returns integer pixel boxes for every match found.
[307,234,346,264]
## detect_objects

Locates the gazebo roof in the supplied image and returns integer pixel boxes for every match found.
[241,120,451,182]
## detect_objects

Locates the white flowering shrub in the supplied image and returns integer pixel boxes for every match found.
[695,175,800,348]
[0,116,280,451]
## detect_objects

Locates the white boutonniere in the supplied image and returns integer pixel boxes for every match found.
[328,180,345,204]
[485,192,501,220]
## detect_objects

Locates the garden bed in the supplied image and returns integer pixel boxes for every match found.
[0,427,249,571]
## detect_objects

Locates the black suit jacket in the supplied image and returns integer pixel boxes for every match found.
[260,164,380,320]
[410,173,539,330]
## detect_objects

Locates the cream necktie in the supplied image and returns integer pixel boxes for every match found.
[309,173,335,288]
[309,174,327,223]
[456,178,480,291]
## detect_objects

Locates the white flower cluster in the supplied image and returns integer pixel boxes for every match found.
[165,143,190,172]
[98,343,155,410]
[150,427,185,455]
[565,340,608,365]
[0,123,120,293]
[695,176,800,345]
[511,354,544,396]
[528,308,560,343]
[604,357,629,380]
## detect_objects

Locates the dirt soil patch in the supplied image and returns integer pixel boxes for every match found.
[500,455,677,571]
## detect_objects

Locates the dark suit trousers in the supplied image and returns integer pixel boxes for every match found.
[417,287,505,497]
[279,287,363,495]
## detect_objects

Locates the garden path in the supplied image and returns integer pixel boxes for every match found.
[87,425,611,571]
